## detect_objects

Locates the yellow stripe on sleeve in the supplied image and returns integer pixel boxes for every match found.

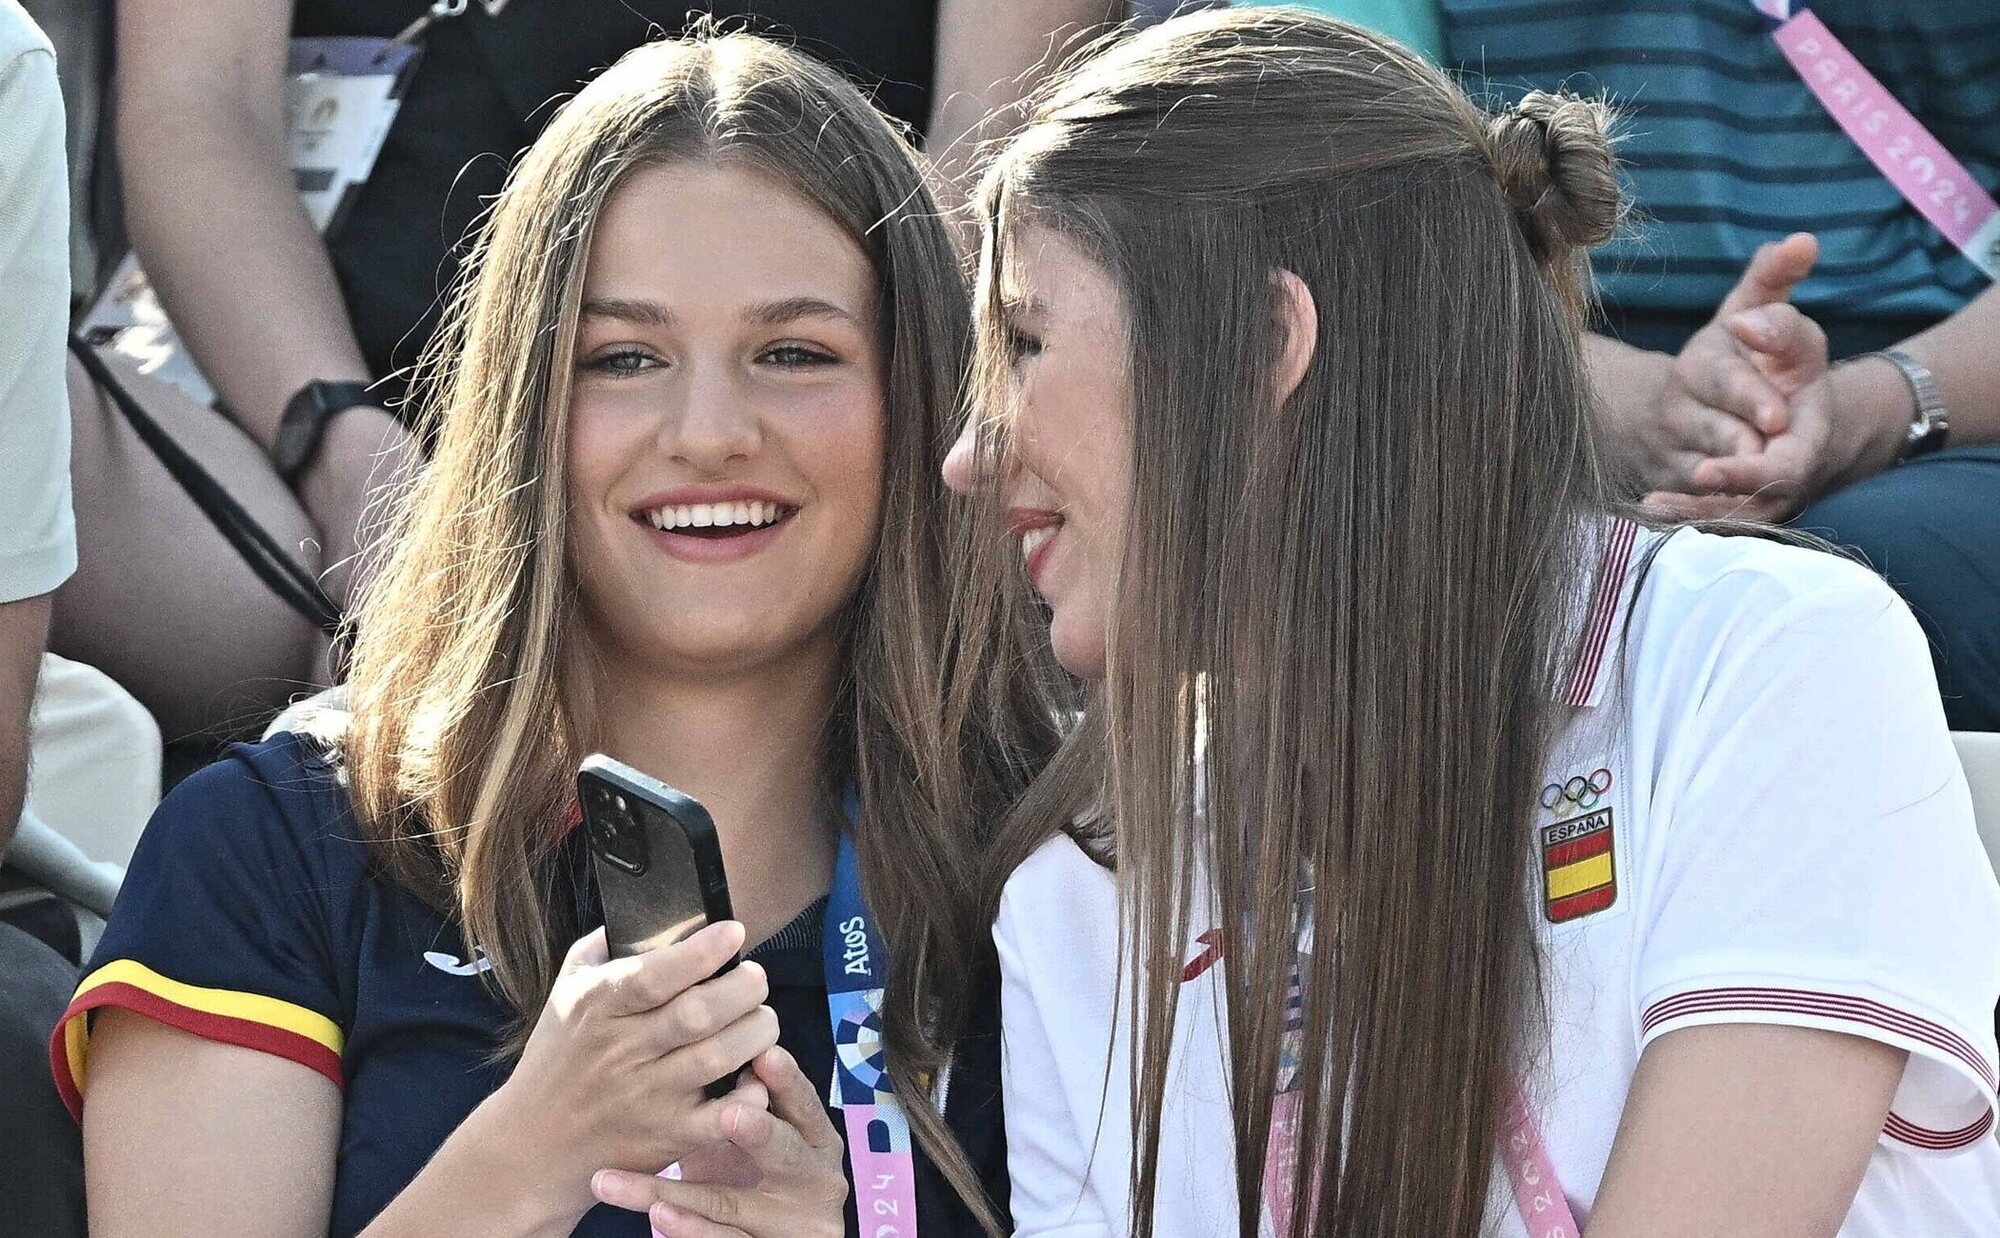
[71,959,344,1056]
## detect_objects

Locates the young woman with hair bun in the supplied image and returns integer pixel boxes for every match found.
[946,10,2000,1236]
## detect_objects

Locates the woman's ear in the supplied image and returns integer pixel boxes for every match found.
[1271,268,1319,405]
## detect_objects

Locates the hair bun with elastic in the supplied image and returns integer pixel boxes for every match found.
[1483,90,1621,258]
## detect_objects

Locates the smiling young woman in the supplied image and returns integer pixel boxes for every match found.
[948,10,2000,1238]
[54,32,1063,1238]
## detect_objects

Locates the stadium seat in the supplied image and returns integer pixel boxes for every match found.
[1954,732,2000,880]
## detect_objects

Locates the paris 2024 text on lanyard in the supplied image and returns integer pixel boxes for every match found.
[1756,0,2000,281]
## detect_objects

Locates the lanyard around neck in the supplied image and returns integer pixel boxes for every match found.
[824,833,923,1237]
[1262,960,1582,1237]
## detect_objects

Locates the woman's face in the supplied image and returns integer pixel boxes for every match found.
[943,224,1132,680]
[567,160,885,678]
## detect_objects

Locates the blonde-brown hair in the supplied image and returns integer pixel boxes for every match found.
[969,10,1623,1235]
[340,32,1060,1227]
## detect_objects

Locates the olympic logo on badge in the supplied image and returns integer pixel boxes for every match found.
[1540,767,1613,819]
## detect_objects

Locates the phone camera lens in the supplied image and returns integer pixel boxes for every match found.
[613,795,627,815]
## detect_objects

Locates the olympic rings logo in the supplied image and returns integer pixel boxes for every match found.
[1540,767,1612,818]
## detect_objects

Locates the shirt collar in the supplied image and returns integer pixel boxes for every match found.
[1555,516,1644,709]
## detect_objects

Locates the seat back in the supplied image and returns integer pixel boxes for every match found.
[1953,732,2000,880]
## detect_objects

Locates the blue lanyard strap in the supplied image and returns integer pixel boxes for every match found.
[823,830,921,1236]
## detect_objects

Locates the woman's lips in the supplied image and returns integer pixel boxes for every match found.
[632,507,795,564]
[1008,509,1064,591]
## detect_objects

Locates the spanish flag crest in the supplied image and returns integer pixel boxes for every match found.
[1540,805,1617,923]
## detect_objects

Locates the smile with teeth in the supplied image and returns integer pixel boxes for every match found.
[642,500,791,536]
[1020,524,1058,560]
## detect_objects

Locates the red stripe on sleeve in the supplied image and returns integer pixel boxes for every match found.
[49,982,345,1121]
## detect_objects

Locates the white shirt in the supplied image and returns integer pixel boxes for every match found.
[996,524,2000,1236]
[0,0,75,604]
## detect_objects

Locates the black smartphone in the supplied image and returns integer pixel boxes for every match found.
[577,752,739,971]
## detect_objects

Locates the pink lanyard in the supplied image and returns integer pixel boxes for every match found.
[1263,954,1580,1238]
[1260,1083,1579,1237]
[1497,1081,1582,1238]
[1755,0,2000,280]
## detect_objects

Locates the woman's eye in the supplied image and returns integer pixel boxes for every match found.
[760,343,839,367]
[581,347,660,376]
[1006,327,1044,363]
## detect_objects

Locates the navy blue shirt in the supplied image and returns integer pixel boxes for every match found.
[55,733,1006,1237]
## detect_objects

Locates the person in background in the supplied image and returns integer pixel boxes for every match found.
[1442,1,2000,730]
[0,1,87,1233]
[59,32,1061,1238]
[54,0,1114,745]
[1130,1,1440,62]
[949,10,2000,1235]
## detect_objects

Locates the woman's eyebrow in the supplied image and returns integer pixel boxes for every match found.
[580,296,674,327]
[745,295,860,327]
[999,291,1046,318]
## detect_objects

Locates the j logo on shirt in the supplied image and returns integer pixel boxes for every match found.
[423,946,493,977]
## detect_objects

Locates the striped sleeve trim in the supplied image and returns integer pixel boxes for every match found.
[1641,987,1998,1151]
[49,959,345,1120]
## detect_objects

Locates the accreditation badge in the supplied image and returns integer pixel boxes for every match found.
[80,37,423,406]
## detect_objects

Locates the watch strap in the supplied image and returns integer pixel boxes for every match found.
[276,380,376,485]
[1860,348,1951,461]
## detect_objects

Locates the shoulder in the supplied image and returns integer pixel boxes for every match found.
[138,731,369,885]
[0,1,53,71]
[993,833,1119,994]
[1638,526,1900,620]
[1629,527,1922,676]
[997,833,1116,936]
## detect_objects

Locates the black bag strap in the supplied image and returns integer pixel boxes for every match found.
[68,336,346,637]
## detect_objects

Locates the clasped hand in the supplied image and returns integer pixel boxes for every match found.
[1620,232,1870,522]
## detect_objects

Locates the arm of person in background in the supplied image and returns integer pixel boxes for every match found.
[927,0,1122,207]
[0,597,50,852]
[0,13,74,852]
[115,0,419,603]
[1590,231,2000,521]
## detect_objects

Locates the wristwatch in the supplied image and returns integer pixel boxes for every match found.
[1860,348,1951,461]
[275,380,377,485]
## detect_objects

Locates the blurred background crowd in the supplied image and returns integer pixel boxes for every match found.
[2,0,1995,1232]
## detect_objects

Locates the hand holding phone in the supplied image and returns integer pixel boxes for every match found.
[578,754,743,1097]
[491,919,779,1213]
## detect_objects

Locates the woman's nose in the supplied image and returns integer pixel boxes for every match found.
[942,415,1008,495]
[662,365,761,467]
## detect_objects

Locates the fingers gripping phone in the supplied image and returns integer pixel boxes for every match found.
[577,755,741,1097]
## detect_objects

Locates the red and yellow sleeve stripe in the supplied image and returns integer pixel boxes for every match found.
[49,959,344,1120]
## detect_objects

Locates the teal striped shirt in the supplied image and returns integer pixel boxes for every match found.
[1441,0,1999,356]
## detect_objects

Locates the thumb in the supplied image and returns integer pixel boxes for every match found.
[1716,232,1819,318]
[561,925,610,977]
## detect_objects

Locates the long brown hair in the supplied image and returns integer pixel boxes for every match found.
[338,32,1061,1225]
[969,11,1623,1235]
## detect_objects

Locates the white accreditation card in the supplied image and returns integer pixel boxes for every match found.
[79,38,423,406]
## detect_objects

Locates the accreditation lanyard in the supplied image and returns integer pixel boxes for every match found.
[1754,0,2000,281]
[824,833,922,1238]
[1262,955,1581,1238]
